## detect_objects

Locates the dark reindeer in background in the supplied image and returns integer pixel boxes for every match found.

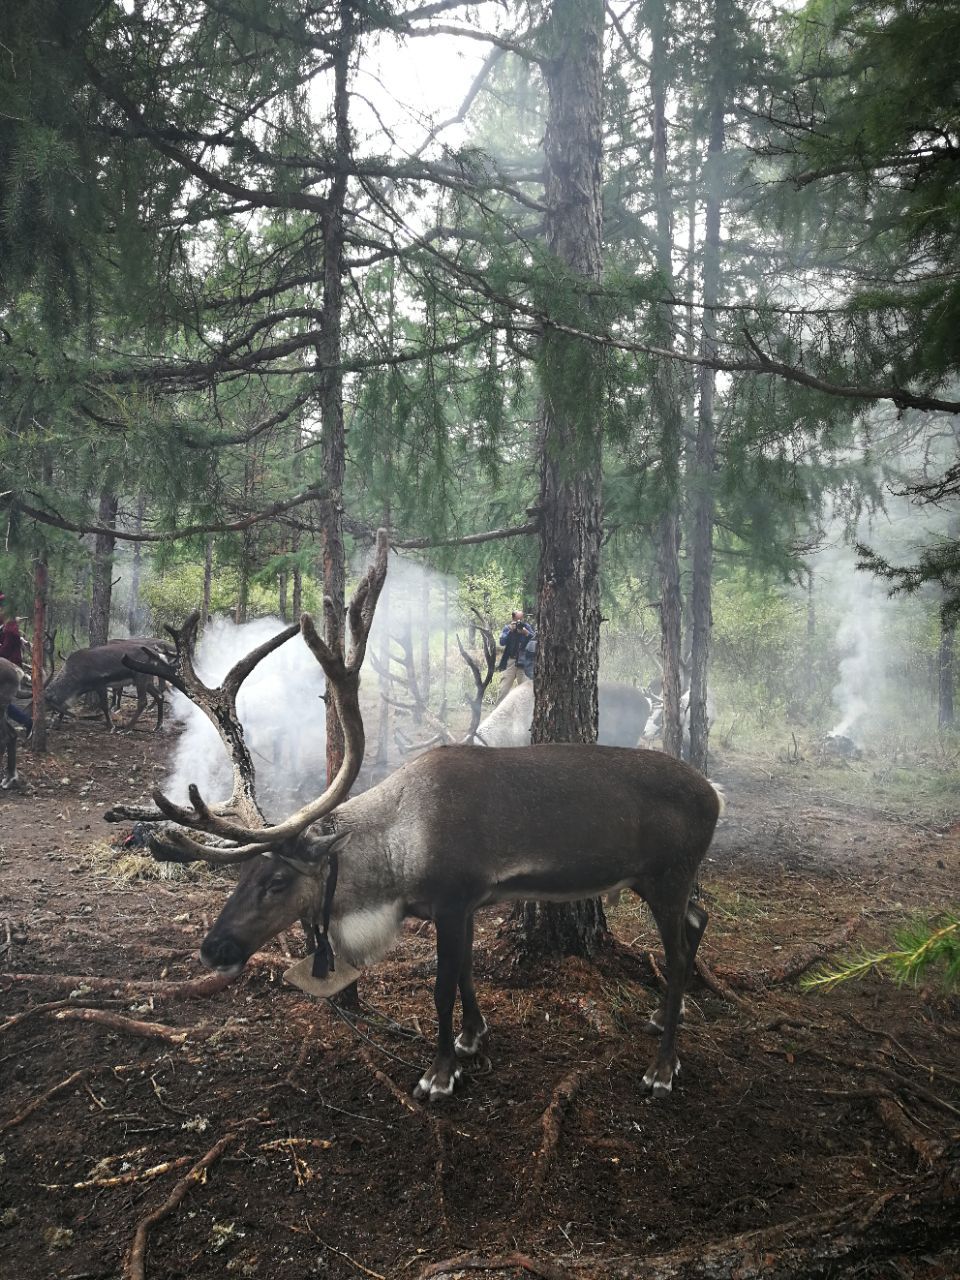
[108,533,722,1101]
[46,639,171,732]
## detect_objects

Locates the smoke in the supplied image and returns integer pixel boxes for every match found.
[827,568,885,739]
[164,617,327,821]
[163,556,465,816]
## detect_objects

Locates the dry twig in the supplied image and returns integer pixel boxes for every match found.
[0,1068,89,1134]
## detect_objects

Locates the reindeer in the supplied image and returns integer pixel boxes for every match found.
[476,681,651,748]
[1,657,23,790]
[108,534,722,1102]
[45,639,171,732]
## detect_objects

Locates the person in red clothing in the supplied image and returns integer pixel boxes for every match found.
[0,594,32,734]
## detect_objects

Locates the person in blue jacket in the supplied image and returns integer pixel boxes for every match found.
[496,609,535,703]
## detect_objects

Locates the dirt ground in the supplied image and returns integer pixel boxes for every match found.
[1,720,958,1280]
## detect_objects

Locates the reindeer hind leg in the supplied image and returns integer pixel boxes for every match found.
[638,886,700,1098]
[454,913,488,1059]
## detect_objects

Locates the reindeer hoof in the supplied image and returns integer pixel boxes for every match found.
[0,774,20,791]
[641,1058,679,1098]
[455,1020,488,1058]
[414,1062,462,1102]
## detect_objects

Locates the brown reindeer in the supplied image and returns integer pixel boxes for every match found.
[109,533,721,1102]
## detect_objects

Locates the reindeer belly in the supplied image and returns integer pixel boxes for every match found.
[481,871,637,905]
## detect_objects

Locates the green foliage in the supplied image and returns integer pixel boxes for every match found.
[141,559,321,631]
[802,914,960,993]
[457,562,523,632]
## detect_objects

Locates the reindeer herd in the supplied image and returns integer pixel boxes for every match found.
[5,539,723,1104]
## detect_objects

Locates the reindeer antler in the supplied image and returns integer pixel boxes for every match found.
[141,530,389,858]
[459,609,497,743]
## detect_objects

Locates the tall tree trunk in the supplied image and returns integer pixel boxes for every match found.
[126,490,146,635]
[688,7,726,775]
[278,557,288,623]
[650,1,686,760]
[317,10,352,785]
[521,0,607,957]
[89,487,119,646]
[202,537,213,625]
[939,614,956,729]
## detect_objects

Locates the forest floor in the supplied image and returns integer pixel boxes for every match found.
[1,718,958,1280]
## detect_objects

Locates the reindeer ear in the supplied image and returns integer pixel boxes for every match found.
[280,830,352,876]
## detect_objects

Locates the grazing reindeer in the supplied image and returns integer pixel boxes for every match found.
[46,639,170,731]
[109,534,721,1101]
[1,657,23,790]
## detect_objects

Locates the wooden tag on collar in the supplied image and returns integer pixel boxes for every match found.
[283,954,363,998]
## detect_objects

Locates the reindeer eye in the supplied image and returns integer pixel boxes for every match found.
[266,872,292,895]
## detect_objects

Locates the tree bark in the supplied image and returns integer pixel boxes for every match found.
[89,486,119,646]
[939,613,956,728]
[688,2,727,775]
[317,10,352,785]
[650,1,686,760]
[202,537,213,626]
[522,0,607,958]
[126,490,146,635]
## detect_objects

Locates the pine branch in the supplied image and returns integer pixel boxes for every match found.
[802,916,960,994]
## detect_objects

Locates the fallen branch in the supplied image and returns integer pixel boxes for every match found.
[125,1132,237,1280]
[0,1068,89,1134]
[523,1068,582,1211]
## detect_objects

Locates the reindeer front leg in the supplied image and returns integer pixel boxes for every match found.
[415,909,468,1102]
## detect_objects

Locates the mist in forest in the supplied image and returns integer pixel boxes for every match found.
[815,469,952,742]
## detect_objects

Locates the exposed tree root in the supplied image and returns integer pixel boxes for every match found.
[0,1068,89,1133]
[421,1161,960,1280]
[523,1068,583,1212]
[713,917,860,990]
[694,956,754,1014]
[1,996,121,1035]
[52,1008,191,1043]
[42,1155,194,1190]
[420,1252,569,1280]
[124,1132,237,1280]
[0,970,233,999]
